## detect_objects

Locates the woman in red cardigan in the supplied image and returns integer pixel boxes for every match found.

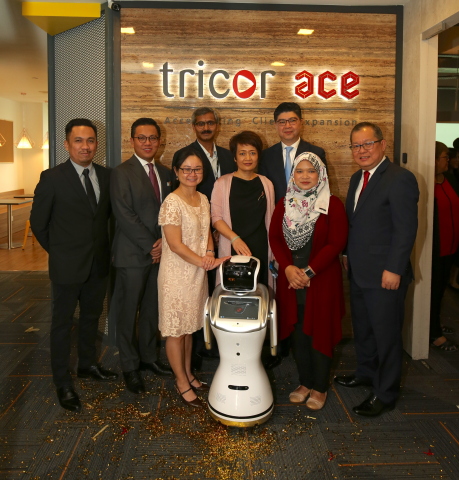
[269,152,348,410]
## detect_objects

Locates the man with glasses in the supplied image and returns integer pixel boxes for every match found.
[172,107,235,201]
[334,122,419,417]
[259,102,326,204]
[172,107,235,369]
[110,118,174,394]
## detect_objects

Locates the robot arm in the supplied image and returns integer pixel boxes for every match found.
[203,297,212,350]
[269,299,277,356]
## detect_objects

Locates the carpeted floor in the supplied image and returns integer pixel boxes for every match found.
[1,271,459,479]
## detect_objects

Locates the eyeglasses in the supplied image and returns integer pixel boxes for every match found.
[194,120,216,128]
[349,140,383,151]
[276,117,300,126]
[133,135,159,143]
[179,167,204,174]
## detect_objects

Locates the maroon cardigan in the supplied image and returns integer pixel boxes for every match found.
[268,195,348,357]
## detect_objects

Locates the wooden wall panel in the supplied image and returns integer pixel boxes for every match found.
[120,7,398,202]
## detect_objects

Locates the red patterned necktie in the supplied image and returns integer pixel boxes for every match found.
[358,170,370,201]
[147,163,161,202]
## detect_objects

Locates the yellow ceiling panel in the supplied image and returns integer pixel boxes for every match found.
[22,2,101,36]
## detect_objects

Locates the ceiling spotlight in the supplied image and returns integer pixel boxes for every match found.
[271,62,285,67]
[298,29,314,35]
[121,27,135,34]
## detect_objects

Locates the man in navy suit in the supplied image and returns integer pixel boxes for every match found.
[110,118,174,394]
[31,118,118,412]
[172,107,236,367]
[172,107,235,201]
[258,102,327,204]
[335,122,419,417]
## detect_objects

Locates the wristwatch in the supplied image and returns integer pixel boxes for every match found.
[304,267,315,279]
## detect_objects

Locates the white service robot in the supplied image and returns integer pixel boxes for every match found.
[203,256,277,427]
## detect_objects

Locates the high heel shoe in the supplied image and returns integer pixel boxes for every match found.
[189,376,210,392]
[175,384,205,408]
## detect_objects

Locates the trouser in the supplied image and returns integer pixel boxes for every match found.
[291,305,332,393]
[113,264,160,372]
[50,263,107,388]
[350,277,409,404]
[430,253,454,341]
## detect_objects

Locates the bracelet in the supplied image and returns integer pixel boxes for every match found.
[231,235,240,244]
[206,249,215,254]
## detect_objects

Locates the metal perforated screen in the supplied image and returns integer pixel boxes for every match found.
[53,15,106,166]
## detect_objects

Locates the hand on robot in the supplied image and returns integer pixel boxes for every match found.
[231,237,252,257]
[285,265,309,289]
[201,255,231,271]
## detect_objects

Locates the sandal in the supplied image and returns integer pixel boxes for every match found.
[441,325,455,335]
[431,338,458,352]
[289,386,310,404]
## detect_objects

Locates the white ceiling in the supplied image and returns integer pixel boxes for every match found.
[0,0,410,104]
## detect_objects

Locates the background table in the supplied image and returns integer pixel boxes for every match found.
[0,199,33,249]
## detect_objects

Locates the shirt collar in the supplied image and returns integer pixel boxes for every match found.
[363,155,386,176]
[70,159,93,175]
[134,153,155,167]
[197,141,217,158]
[281,137,301,151]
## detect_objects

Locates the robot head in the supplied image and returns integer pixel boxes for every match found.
[220,256,260,293]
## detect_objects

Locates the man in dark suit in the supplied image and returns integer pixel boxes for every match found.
[335,122,419,417]
[172,107,236,367]
[172,107,235,201]
[110,118,173,394]
[259,102,327,204]
[31,118,118,412]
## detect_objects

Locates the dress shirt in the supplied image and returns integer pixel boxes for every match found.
[197,141,220,179]
[135,154,163,201]
[353,156,386,210]
[281,137,301,167]
[70,160,100,202]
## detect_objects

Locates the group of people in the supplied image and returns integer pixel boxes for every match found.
[31,101,422,419]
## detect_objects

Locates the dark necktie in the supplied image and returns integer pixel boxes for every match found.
[147,163,161,203]
[82,168,98,214]
[358,170,370,201]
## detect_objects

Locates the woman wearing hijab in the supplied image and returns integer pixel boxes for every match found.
[269,152,348,410]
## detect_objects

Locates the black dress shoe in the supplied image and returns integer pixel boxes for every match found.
[123,370,145,394]
[56,386,82,412]
[334,375,372,388]
[353,393,395,417]
[263,354,282,370]
[77,365,118,381]
[139,360,173,376]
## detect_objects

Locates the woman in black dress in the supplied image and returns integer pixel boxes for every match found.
[211,131,275,287]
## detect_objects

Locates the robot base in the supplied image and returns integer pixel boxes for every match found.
[208,402,273,428]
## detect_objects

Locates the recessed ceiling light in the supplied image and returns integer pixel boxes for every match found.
[121,27,135,34]
[298,29,314,35]
[271,62,285,67]
[142,62,154,68]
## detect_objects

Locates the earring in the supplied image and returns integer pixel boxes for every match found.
[176,176,178,179]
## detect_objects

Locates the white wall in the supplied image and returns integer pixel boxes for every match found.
[0,97,46,194]
[436,123,459,147]
[402,0,459,359]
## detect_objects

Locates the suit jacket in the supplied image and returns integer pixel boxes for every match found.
[345,158,419,289]
[172,140,236,201]
[30,159,111,284]
[259,139,327,204]
[110,155,173,268]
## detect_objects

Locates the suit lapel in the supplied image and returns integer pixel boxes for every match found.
[127,155,159,200]
[352,158,390,217]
